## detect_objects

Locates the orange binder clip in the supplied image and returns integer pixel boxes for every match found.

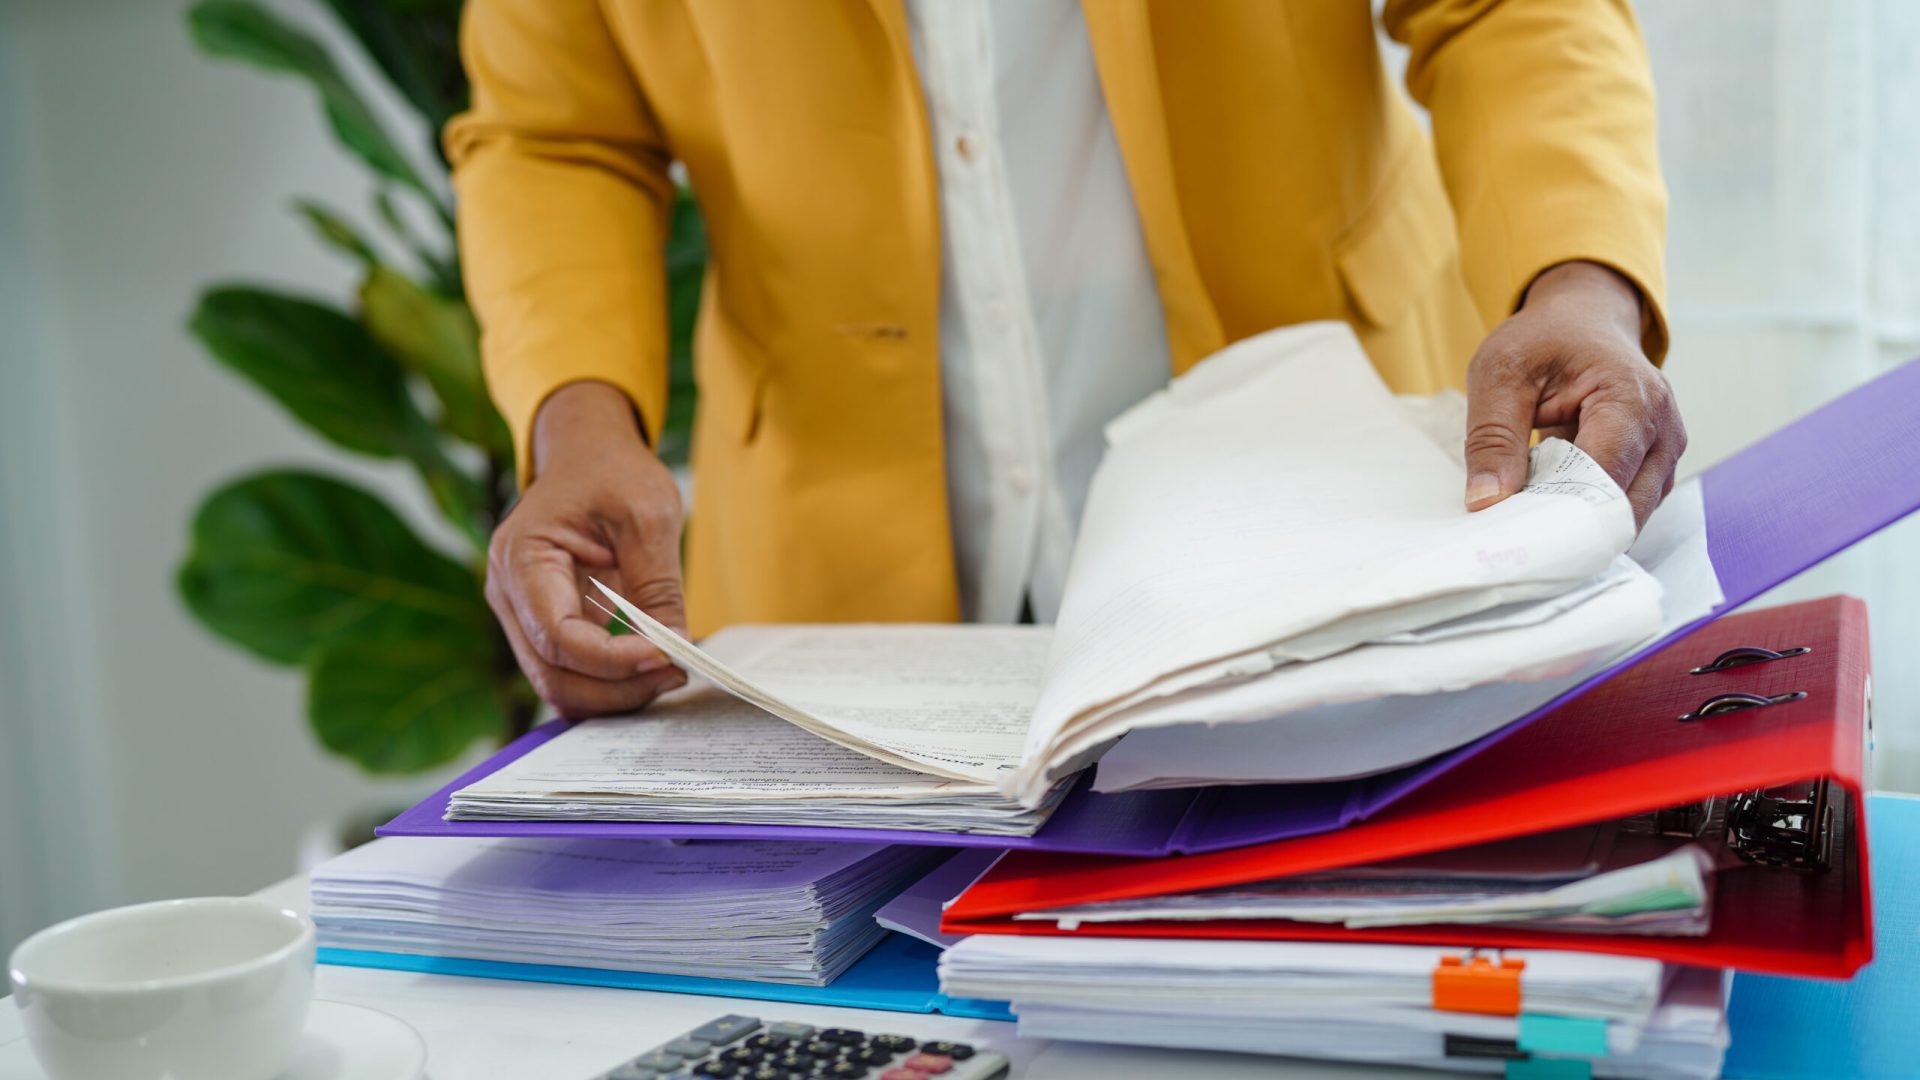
[1432,951,1526,1016]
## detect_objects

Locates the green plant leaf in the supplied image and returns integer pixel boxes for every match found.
[178,469,491,665]
[187,1,438,206]
[659,187,707,466]
[374,187,460,294]
[308,636,506,773]
[316,0,467,149]
[294,199,379,266]
[359,265,508,454]
[189,285,420,459]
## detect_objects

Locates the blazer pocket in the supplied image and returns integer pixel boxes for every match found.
[1334,143,1458,327]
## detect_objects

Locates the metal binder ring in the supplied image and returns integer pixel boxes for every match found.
[1677,690,1808,722]
[1689,645,1812,674]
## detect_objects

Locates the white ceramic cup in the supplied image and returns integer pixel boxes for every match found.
[8,897,315,1080]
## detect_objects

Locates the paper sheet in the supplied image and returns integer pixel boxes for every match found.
[449,684,1057,834]
[1009,323,1642,802]
[586,590,1047,785]
[1090,477,1724,791]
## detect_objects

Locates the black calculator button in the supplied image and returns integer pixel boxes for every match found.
[824,1063,865,1078]
[920,1042,974,1060]
[799,1041,840,1058]
[818,1028,865,1045]
[692,1064,742,1079]
[723,1047,764,1065]
[869,1035,916,1052]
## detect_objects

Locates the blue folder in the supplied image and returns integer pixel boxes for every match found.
[318,931,1013,1022]
[1726,793,1920,1079]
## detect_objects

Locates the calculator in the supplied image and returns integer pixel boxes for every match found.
[591,1013,1012,1080]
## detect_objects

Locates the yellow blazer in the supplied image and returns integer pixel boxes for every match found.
[448,0,1668,636]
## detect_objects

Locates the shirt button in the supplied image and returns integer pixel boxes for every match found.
[955,134,977,162]
[1008,465,1035,496]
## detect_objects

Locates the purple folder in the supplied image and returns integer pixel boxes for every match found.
[382,357,1920,855]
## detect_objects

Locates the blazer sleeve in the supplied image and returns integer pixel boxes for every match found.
[446,0,676,483]
[1382,0,1670,363]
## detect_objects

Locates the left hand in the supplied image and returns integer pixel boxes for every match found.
[1462,260,1687,529]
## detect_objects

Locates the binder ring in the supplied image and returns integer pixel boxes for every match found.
[1678,690,1808,722]
[1689,645,1811,674]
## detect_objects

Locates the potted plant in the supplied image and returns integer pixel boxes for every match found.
[174,0,702,844]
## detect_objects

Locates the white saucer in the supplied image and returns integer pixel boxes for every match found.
[0,1000,426,1080]
[284,1001,427,1080]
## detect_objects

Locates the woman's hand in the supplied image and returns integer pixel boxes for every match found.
[1463,261,1687,529]
[485,381,689,718]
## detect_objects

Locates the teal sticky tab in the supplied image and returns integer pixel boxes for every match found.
[1505,1058,1592,1080]
[1517,1013,1610,1056]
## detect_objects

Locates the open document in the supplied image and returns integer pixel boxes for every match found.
[459,322,1714,829]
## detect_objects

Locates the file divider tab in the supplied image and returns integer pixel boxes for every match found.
[1517,1014,1610,1056]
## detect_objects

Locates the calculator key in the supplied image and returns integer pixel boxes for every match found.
[691,1064,741,1079]
[819,1028,865,1044]
[766,1022,816,1041]
[723,1046,764,1064]
[745,1068,786,1080]
[800,1041,841,1058]
[920,1042,974,1061]
[745,1035,786,1052]
[664,1039,713,1058]
[823,1062,865,1078]
[691,1016,763,1046]
[632,1052,686,1071]
[870,1035,917,1053]
[904,1053,954,1074]
[606,1065,657,1080]
[851,1046,896,1066]
[879,1070,925,1080]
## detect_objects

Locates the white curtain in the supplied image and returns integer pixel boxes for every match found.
[1640,1,1920,789]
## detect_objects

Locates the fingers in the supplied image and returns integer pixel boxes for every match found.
[493,587,687,718]
[1463,352,1540,511]
[1570,399,1653,500]
[1622,437,1680,530]
[610,496,690,639]
[1616,381,1688,530]
[491,536,667,680]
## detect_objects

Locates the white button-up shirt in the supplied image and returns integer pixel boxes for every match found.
[905,0,1173,624]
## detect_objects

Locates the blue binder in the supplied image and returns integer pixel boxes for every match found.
[317,931,1013,1022]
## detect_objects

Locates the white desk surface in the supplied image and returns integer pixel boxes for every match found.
[0,875,1440,1080]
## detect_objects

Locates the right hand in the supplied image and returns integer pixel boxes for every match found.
[486,381,689,718]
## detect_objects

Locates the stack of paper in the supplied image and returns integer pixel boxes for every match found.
[311,837,938,985]
[449,678,1068,835]
[1015,823,1717,937]
[938,936,1729,1079]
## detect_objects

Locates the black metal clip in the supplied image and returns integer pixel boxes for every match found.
[1678,690,1807,722]
[1725,780,1835,872]
[1690,645,1811,674]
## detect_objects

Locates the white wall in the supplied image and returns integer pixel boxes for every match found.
[0,0,476,957]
